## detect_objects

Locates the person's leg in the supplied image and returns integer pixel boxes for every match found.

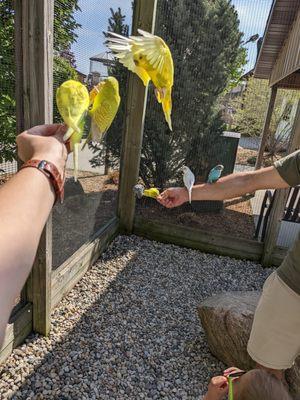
[247,271,300,381]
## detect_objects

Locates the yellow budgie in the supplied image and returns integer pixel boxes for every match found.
[83,76,121,148]
[106,29,174,130]
[143,188,160,199]
[56,80,89,181]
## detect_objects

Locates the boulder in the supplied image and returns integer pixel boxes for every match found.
[198,291,300,395]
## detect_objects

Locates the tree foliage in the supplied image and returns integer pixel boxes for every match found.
[140,0,245,187]
[0,0,80,162]
[231,77,299,138]
[89,1,245,187]
[0,0,16,162]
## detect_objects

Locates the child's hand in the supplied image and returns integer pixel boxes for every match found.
[204,375,228,400]
[223,367,244,377]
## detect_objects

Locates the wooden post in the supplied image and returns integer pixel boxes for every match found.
[262,100,300,266]
[15,0,54,335]
[117,0,158,234]
[255,86,278,170]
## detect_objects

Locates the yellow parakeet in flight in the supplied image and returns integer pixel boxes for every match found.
[83,76,121,148]
[56,80,89,181]
[106,29,174,130]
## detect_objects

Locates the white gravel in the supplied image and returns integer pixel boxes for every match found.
[0,235,273,399]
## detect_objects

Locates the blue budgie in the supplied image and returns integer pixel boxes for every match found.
[207,165,224,184]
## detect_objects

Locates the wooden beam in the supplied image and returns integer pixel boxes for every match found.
[117,0,158,234]
[0,304,32,364]
[270,246,288,266]
[20,0,54,335]
[262,100,300,266]
[255,86,278,170]
[134,216,263,261]
[51,217,119,309]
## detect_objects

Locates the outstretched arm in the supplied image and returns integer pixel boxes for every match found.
[157,166,289,208]
[0,124,67,347]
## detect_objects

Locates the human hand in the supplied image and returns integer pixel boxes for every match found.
[16,124,68,177]
[204,376,228,400]
[223,367,244,377]
[157,187,188,208]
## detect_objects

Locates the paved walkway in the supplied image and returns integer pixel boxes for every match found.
[66,141,105,174]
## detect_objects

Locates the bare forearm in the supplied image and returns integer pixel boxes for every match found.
[192,167,289,201]
[0,168,54,342]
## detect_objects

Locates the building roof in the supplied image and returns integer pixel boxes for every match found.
[89,51,115,66]
[76,70,87,78]
[255,0,300,80]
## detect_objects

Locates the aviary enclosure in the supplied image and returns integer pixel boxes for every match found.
[0,0,300,380]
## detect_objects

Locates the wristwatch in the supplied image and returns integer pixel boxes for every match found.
[20,159,65,203]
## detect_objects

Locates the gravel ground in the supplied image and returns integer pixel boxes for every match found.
[0,235,273,400]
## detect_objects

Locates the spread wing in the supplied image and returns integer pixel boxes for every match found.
[106,29,173,86]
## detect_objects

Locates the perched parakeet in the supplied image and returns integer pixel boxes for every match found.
[56,80,90,181]
[133,184,144,199]
[143,188,160,199]
[207,165,224,184]
[133,184,160,199]
[106,29,174,130]
[83,76,121,148]
[182,166,195,204]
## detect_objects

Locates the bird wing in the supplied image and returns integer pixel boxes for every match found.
[106,31,151,86]
[134,29,173,85]
[184,170,195,188]
[90,98,116,141]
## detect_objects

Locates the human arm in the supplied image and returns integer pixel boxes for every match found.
[0,124,67,347]
[157,166,289,208]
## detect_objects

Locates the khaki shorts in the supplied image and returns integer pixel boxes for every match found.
[248,271,300,369]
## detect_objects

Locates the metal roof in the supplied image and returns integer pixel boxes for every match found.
[89,51,115,66]
[255,0,300,80]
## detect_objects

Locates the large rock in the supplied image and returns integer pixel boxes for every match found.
[198,291,300,395]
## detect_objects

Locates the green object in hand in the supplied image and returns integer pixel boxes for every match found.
[228,377,234,400]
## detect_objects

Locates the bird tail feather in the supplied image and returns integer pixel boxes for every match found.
[73,142,79,182]
[162,88,172,131]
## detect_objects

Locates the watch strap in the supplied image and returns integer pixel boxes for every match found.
[20,159,64,203]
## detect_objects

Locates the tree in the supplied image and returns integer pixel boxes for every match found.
[89,1,245,186]
[231,77,299,137]
[0,0,80,162]
[0,0,17,162]
[140,0,245,187]
[89,7,129,171]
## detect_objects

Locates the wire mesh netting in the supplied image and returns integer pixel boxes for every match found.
[1,1,24,316]
[52,0,132,268]
[134,0,299,247]
[0,1,18,186]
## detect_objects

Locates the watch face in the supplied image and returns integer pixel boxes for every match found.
[38,160,47,170]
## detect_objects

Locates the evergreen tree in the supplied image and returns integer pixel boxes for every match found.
[89,1,245,186]
[140,0,245,186]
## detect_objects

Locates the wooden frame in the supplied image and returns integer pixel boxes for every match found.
[134,216,264,261]
[16,0,54,336]
[117,0,158,234]
[262,100,300,266]
[0,304,32,364]
[255,86,278,170]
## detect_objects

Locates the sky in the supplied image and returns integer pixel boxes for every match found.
[71,0,273,76]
